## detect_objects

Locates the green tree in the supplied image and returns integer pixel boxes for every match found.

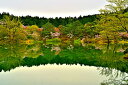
[61,20,84,39]
[0,16,27,43]
[41,22,55,40]
[96,0,128,42]
[84,22,97,37]
[99,0,128,14]
[96,14,123,43]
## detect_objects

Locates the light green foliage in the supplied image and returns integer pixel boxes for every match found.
[0,25,8,41]
[115,13,128,32]
[46,38,61,42]
[0,16,27,43]
[26,25,41,40]
[28,25,39,32]
[3,16,21,29]
[74,39,81,45]
[96,13,128,33]
[96,15,122,42]
[96,0,128,42]
[99,0,128,14]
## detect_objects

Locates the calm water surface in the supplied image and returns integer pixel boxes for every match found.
[0,43,128,85]
[1,64,127,85]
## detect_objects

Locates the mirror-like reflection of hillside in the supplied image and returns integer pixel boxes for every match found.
[0,43,128,85]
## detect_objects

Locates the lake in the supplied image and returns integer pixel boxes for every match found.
[0,43,128,85]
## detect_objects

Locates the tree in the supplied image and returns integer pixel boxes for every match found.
[99,0,128,14]
[61,20,84,39]
[42,22,55,39]
[0,16,28,43]
[96,14,124,43]
[99,0,128,32]
[84,22,97,37]
[96,0,128,43]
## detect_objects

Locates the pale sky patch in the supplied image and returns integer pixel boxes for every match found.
[0,0,108,18]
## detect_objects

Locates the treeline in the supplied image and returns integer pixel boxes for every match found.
[0,0,128,44]
[0,12,97,27]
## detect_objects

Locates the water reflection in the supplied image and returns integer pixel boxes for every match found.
[51,45,61,55]
[0,64,128,85]
[99,67,128,85]
[0,43,128,84]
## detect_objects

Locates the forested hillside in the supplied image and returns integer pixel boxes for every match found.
[0,0,127,44]
[0,12,97,27]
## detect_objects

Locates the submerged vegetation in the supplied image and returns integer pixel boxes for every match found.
[0,0,128,44]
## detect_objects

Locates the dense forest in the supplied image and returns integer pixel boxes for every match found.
[0,12,97,27]
[0,0,128,44]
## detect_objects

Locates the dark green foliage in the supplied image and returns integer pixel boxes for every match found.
[61,20,85,38]
[0,12,97,27]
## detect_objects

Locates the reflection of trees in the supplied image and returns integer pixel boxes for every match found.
[0,44,43,71]
[24,44,43,58]
[0,44,128,73]
[0,44,43,58]
[67,44,74,50]
[99,67,128,85]
[51,45,61,55]
[95,44,128,73]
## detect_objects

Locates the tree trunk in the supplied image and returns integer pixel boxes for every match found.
[107,36,110,44]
